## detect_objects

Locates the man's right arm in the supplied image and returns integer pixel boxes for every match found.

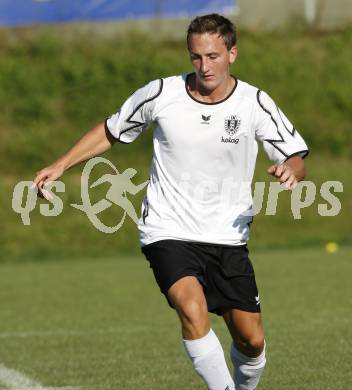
[32,122,115,198]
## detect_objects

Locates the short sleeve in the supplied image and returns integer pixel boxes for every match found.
[105,78,163,144]
[255,90,309,164]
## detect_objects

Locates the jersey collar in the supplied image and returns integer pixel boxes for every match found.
[185,73,238,105]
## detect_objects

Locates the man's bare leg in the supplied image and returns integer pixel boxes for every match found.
[168,276,235,390]
[222,309,266,390]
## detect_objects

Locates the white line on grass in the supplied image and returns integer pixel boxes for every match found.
[0,364,79,390]
[0,325,156,339]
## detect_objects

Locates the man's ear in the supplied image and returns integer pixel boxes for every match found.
[229,45,238,64]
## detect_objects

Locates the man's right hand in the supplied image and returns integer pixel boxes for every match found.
[32,163,65,200]
[31,122,114,200]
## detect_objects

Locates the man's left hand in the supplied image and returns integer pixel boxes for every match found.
[267,164,298,190]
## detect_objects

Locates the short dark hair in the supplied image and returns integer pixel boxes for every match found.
[187,14,237,50]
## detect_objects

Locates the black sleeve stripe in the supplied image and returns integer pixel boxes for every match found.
[276,105,296,136]
[118,78,164,141]
[256,89,279,129]
[117,138,131,144]
[256,89,288,157]
[105,118,134,144]
[256,89,301,158]
[284,150,309,161]
[104,118,118,141]
[142,196,149,224]
[256,89,296,137]
[104,118,113,137]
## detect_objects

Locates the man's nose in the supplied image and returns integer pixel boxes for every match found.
[200,58,210,74]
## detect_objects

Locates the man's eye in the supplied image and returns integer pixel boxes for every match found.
[209,56,218,60]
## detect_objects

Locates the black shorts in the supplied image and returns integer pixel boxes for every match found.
[141,239,261,315]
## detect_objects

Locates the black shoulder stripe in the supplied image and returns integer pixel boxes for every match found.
[256,89,279,129]
[119,79,164,140]
[256,89,298,158]
[256,89,296,136]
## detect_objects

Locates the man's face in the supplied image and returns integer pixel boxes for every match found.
[188,32,237,91]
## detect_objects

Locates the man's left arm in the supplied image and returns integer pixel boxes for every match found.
[267,155,306,190]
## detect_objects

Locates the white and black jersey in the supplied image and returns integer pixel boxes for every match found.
[106,74,309,246]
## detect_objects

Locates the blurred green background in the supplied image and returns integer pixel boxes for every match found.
[1,26,351,261]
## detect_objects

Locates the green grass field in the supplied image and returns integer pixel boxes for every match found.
[1,24,351,390]
[0,247,351,390]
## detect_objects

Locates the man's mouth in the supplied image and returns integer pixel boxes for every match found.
[201,74,214,80]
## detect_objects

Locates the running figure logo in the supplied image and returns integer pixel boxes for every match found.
[71,157,148,233]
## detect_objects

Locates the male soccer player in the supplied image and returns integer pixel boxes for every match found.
[33,14,308,390]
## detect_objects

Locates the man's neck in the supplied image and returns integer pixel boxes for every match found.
[188,73,236,103]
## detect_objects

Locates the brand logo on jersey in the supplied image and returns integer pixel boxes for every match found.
[201,114,211,124]
[224,115,241,136]
[221,137,239,144]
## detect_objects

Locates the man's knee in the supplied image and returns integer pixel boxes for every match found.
[237,332,265,357]
[179,300,209,339]
[178,298,207,325]
[223,309,265,357]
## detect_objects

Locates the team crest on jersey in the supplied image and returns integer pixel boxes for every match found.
[224,115,241,136]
